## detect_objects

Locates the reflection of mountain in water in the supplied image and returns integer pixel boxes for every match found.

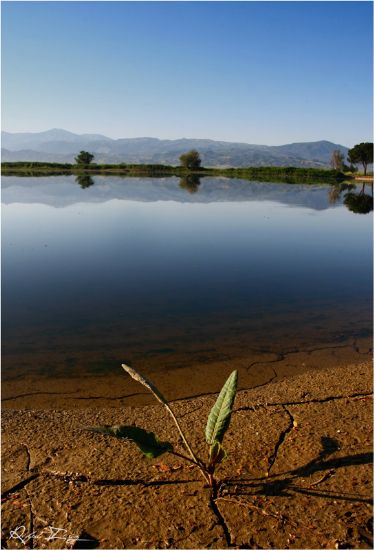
[2,175,342,211]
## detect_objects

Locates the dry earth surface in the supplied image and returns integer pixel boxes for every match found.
[2,361,373,549]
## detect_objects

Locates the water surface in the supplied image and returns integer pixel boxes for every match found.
[2,176,372,402]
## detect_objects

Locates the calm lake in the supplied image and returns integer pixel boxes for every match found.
[2,176,373,405]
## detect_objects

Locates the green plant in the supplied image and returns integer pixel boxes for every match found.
[87,365,238,487]
[179,149,202,170]
[75,150,95,165]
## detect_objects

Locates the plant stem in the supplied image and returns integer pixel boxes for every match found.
[121,364,210,484]
[169,450,212,485]
[208,473,215,488]
[163,403,210,484]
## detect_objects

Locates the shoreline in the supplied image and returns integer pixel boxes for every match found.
[2,359,372,548]
[2,335,372,410]
[1,163,349,184]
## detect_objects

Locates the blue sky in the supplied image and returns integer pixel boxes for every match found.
[2,1,373,146]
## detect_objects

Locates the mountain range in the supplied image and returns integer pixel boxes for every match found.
[1,129,349,168]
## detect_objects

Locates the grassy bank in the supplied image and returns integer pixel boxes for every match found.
[1,161,349,183]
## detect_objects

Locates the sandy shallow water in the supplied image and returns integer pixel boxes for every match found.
[2,335,372,409]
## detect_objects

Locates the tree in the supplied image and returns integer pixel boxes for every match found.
[347,142,373,176]
[179,150,201,170]
[75,151,95,165]
[330,150,345,171]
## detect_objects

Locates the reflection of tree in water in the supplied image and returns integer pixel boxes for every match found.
[344,191,373,214]
[328,182,354,205]
[329,182,373,214]
[76,174,95,189]
[179,175,201,194]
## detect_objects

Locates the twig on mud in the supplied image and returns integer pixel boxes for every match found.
[350,394,373,401]
[297,469,335,488]
[215,496,284,522]
[216,495,326,543]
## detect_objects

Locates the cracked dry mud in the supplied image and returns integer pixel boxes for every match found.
[2,361,373,549]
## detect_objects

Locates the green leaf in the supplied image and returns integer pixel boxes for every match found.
[205,370,238,445]
[209,440,227,465]
[86,425,173,459]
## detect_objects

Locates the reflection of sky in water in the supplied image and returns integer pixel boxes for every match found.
[2,177,372,375]
[0,175,361,209]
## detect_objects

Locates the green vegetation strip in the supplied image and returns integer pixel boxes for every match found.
[1,162,349,183]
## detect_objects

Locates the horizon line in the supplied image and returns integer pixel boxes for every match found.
[1,128,349,149]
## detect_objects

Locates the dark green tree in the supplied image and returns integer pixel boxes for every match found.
[347,142,373,176]
[179,150,202,170]
[75,151,95,165]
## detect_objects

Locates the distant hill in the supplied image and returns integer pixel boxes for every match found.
[1,129,349,168]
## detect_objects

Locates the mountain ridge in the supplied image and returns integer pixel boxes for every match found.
[1,129,349,168]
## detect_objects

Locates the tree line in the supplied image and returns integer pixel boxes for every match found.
[75,149,202,169]
[4,143,371,182]
[75,143,373,175]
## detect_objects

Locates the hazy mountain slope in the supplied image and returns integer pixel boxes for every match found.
[1,148,73,162]
[1,129,111,150]
[1,129,349,167]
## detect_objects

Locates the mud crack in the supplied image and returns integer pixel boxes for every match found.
[210,487,233,547]
[2,391,148,403]
[267,405,295,475]
[22,443,31,472]
[176,403,205,419]
[1,474,39,500]
[23,487,34,550]
[236,391,373,413]
[1,390,81,402]
[244,342,372,377]
[250,366,278,389]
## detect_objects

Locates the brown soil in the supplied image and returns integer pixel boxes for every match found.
[2,359,373,549]
[2,336,372,409]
